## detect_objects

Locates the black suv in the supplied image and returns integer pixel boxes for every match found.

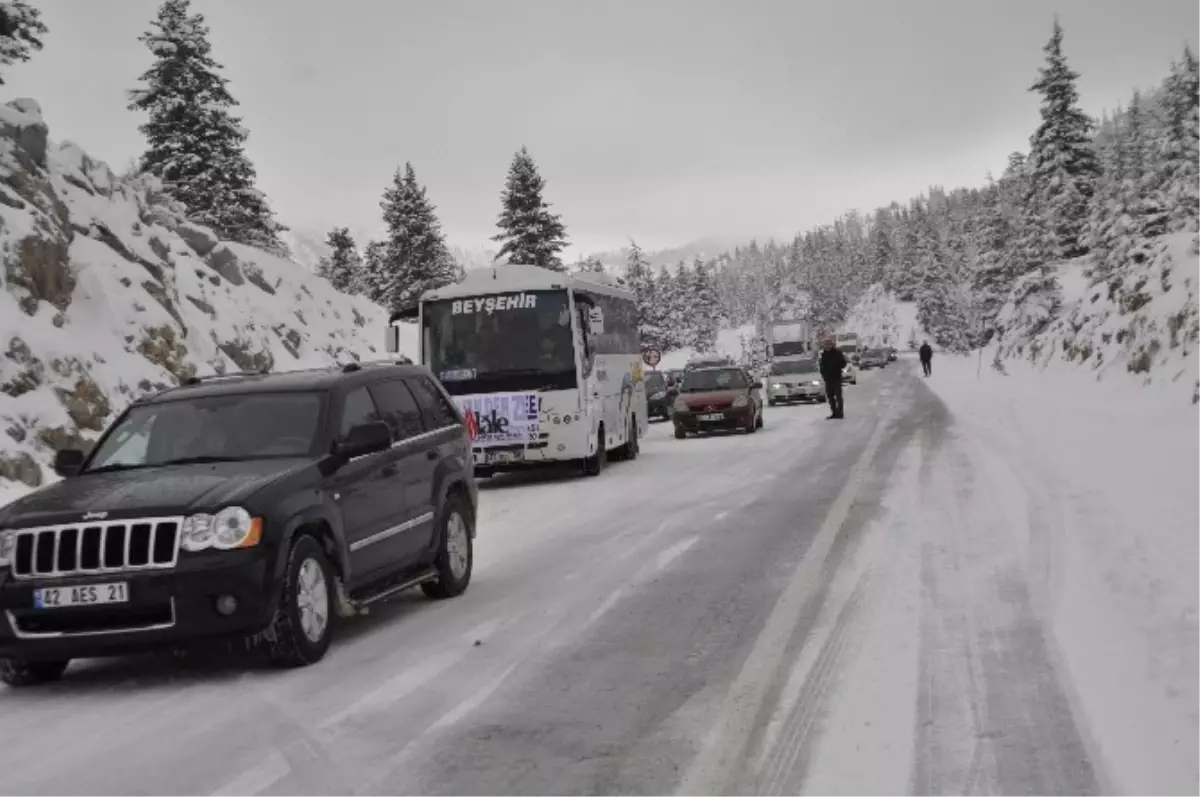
[0,361,477,685]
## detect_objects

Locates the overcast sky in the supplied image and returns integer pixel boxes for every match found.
[6,0,1197,258]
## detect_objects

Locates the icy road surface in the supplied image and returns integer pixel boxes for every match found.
[0,361,1166,795]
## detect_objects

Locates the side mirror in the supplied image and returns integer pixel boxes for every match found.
[335,421,392,460]
[53,449,86,478]
[384,325,400,354]
[588,306,605,337]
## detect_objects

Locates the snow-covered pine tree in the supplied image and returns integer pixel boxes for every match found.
[492,147,569,271]
[0,0,46,84]
[377,163,458,312]
[571,255,606,274]
[1155,46,1199,233]
[893,207,923,300]
[971,178,1019,339]
[868,209,893,287]
[915,213,970,350]
[656,265,686,351]
[320,227,362,294]
[624,241,664,350]
[1025,19,1101,263]
[360,240,389,304]
[128,0,284,253]
[690,258,721,353]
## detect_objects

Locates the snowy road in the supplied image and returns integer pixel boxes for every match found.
[0,361,1137,795]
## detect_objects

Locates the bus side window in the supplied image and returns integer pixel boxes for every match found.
[578,306,595,378]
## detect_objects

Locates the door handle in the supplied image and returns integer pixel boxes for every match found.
[426,449,438,461]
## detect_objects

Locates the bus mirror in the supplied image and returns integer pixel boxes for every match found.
[588,307,605,337]
[384,325,400,354]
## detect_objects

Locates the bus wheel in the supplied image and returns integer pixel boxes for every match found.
[614,416,639,461]
[582,425,606,476]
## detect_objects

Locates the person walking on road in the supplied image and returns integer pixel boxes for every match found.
[818,336,847,420]
[919,341,933,377]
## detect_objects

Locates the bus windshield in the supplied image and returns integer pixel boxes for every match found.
[421,289,578,394]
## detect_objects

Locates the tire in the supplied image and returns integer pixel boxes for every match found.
[266,534,334,668]
[474,466,494,480]
[768,399,777,407]
[582,424,606,476]
[674,426,687,440]
[613,416,639,461]
[745,410,757,434]
[0,658,68,687]
[422,495,474,600]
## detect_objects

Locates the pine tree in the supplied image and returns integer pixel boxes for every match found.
[492,147,569,270]
[1156,47,1199,233]
[318,227,362,294]
[689,258,721,352]
[1025,19,1101,263]
[657,265,687,351]
[972,179,1018,338]
[0,0,46,84]
[915,216,970,350]
[377,162,458,311]
[128,0,284,252]
[571,255,606,274]
[360,240,389,303]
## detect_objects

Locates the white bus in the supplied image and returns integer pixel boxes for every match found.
[387,264,647,478]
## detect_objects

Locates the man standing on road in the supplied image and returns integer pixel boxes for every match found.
[919,341,933,376]
[818,336,847,420]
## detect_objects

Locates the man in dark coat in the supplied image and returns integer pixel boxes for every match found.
[919,341,933,376]
[818,336,847,419]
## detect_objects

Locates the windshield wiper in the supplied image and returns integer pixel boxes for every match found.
[157,455,248,467]
[83,462,151,475]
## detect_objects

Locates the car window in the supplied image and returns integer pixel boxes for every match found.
[369,379,426,441]
[339,386,381,438]
[682,368,749,391]
[406,376,461,429]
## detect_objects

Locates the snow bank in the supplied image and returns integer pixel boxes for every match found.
[841,284,926,350]
[993,232,1199,402]
[658,324,757,370]
[0,98,414,503]
[923,352,1199,795]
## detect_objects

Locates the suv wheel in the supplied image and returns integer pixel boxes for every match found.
[614,416,639,461]
[756,409,765,429]
[266,534,334,668]
[422,496,474,599]
[0,658,68,687]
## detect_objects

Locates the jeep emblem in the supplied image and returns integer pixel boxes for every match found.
[82,511,108,521]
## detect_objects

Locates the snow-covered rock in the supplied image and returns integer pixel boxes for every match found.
[993,232,1199,398]
[0,98,412,500]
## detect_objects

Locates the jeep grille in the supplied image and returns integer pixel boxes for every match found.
[10,517,182,579]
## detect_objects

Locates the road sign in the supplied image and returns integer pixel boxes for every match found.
[642,348,662,368]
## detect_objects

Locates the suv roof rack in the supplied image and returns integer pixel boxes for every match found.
[181,369,270,386]
[341,356,413,373]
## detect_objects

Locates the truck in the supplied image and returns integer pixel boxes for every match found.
[767,318,814,359]
[386,264,647,478]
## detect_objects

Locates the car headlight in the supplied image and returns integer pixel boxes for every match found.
[732,395,749,408]
[771,383,783,390]
[181,507,262,552]
[650,391,665,400]
[0,531,13,569]
[672,397,689,413]
[811,380,822,386]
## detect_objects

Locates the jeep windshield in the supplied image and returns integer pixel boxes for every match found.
[422,289,577,395]
[681,368,749,392]
[644,372,667,392]
[85,392,324,473]
[771,359,819,376]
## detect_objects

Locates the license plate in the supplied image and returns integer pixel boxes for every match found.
[34,582,129,610]
[698,413,724,421]
[486,451,517,464]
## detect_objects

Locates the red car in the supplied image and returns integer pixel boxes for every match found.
[671,366,765,439]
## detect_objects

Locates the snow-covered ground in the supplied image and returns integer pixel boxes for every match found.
[725,357,1198,796]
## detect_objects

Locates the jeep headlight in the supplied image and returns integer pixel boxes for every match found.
[0,531,12,569]
[732,395,749,408]
[181,507,262,551]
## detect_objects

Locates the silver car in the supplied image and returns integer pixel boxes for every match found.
[767,358,825,404]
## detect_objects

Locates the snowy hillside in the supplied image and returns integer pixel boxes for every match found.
[0,99,412,501]
[993,232,1199,397]
[840,284,926,350]
[277,228,330,274]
